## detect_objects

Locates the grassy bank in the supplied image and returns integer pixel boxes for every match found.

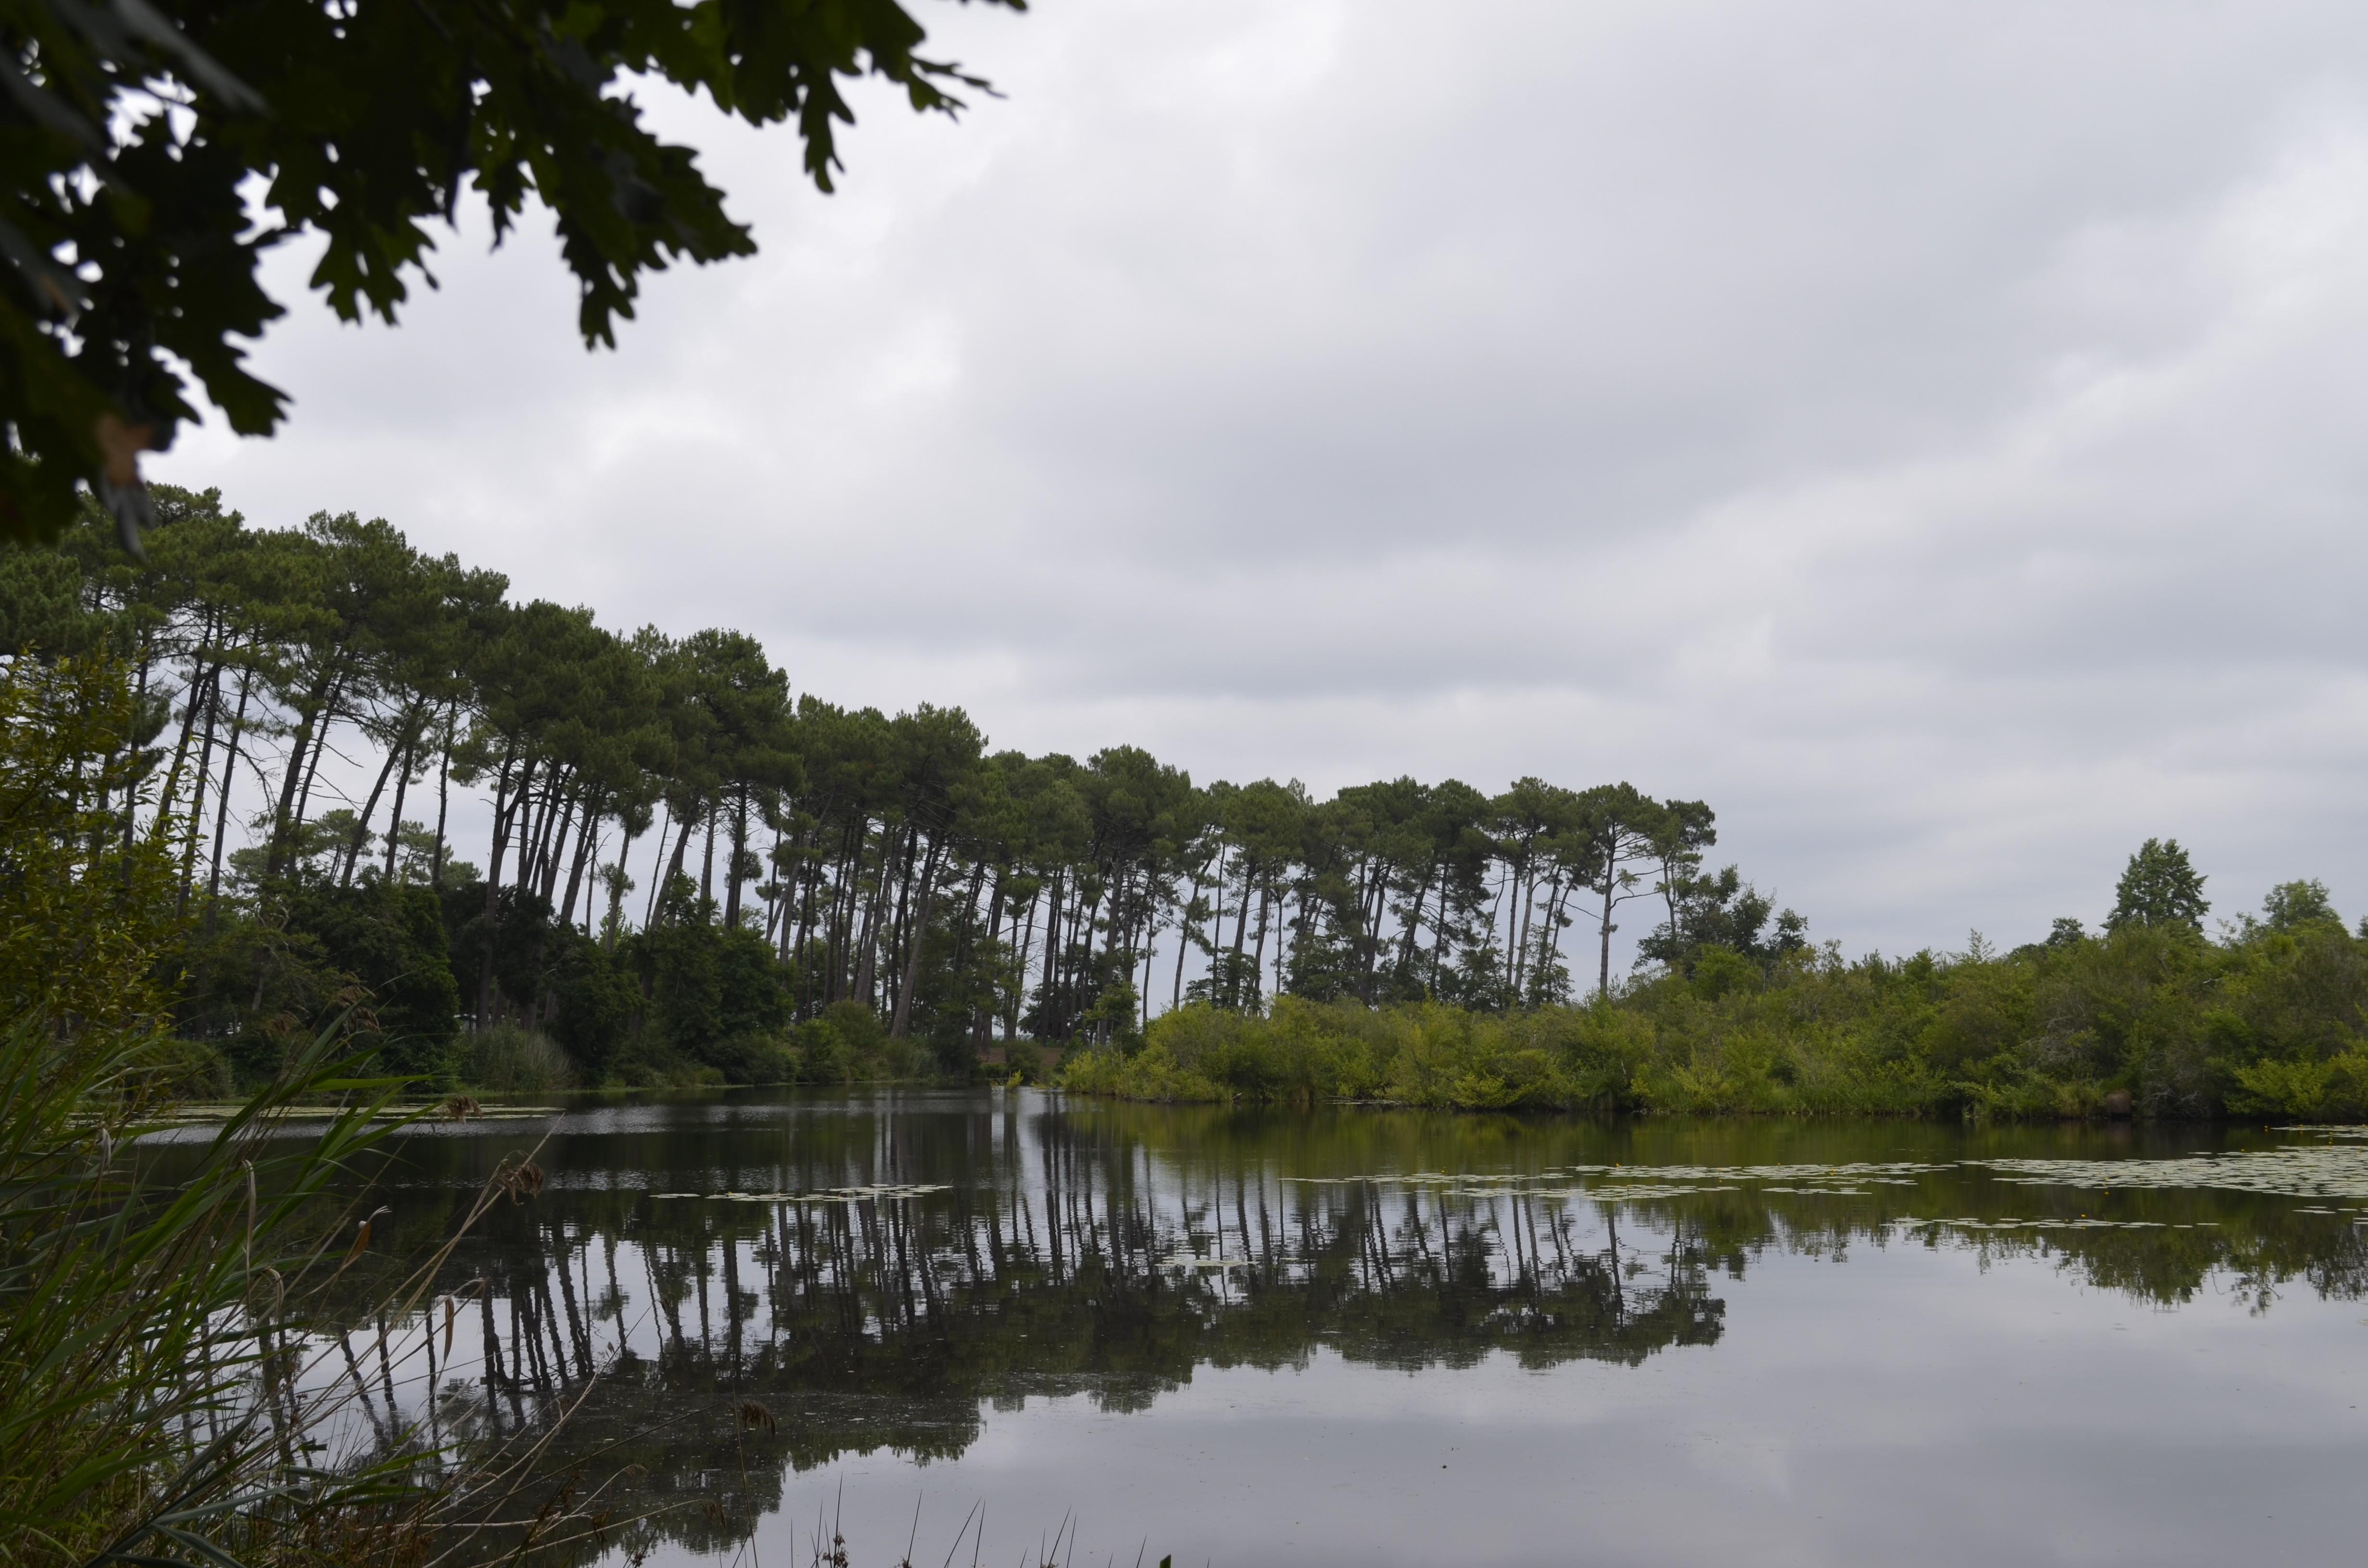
[1061,920,2368,1120]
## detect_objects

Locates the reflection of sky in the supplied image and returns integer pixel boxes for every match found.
[706,1242,2368,1568]
[277,1094,2368,1568]
[199,1092,2368,1566]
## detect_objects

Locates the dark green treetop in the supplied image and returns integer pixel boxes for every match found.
[2106,837,2208,934]
[2259,878,2340,933]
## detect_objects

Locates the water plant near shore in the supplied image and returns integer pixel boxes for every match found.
[0,653,632,1566]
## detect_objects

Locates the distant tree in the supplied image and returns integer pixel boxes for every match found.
[1647,798,1716,953]
[1638,864,1807,976]
[8,477,1807,1061]
[1575,782,1665,1000]
[2046,916,2087,948]
[2105,838,2208,934]
[1,0,1025,550]
[2259,879,2340,932]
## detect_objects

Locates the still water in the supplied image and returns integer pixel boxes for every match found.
[359,1090,2368,1567]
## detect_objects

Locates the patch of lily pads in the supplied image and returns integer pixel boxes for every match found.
[1973,1143,2368,1201]
[1284,1161,1944,1203]
[647,1183,951,1203]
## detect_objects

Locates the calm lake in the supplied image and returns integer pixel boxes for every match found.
[351,1089,2368,1567]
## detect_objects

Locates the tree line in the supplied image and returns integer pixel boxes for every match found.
[0,488,1801,1084]
[1071,841,2368,1123]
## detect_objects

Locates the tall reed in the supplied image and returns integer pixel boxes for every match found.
[0,653,624,1567]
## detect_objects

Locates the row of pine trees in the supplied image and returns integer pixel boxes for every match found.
[1,488,1808,1078]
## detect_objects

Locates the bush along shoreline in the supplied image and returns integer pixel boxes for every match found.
[1060,905,2368,1122]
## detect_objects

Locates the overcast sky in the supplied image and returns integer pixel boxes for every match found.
[157,0,2368,962]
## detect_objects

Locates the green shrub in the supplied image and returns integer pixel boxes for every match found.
[1004,1037,1048,1083]
[1062,921,2368,1120]
[462,1021,578,1092]
[287,879,462,1079]
[781,1002,926,1083]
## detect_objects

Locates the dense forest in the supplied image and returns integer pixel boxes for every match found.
[0,487,1778,1087]
[6,486,2368,1119]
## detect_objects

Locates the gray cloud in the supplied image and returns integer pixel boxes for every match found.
[159,0,2368,962]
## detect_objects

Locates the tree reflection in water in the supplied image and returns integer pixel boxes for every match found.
[281,1094,2368,1562]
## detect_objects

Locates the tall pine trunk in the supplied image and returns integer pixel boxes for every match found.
[888,842,940,1040]
[205,669,255,927]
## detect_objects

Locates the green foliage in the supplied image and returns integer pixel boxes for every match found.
[0,0,1025,545]
[1637,868,1807,977]
[0,487,1792,1087]
[545,932,637,1079]
[0,651,186,1032]
[1068,918,2368,1121]
[622,906,789,1070]
[0,539,92,652]
[284,880,460,1078]
[0,649,538,1565]
[1689,944,1760,1001]
[1063,997,1652,1113]
[2258,878,2340,933]
[461,1020,577,1093]
[786,1001,924,1085]
[24,484,2368,1132]
[2107,837,2209,934]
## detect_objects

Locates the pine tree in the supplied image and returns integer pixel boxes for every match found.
[2106,838,2208,933]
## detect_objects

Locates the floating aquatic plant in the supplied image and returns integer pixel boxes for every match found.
[648,1183,952,1203]
[1974,1144,2368,1200]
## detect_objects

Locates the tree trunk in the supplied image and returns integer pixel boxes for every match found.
[1429,862,1455,995]
[479,748,525,1027]
[604,819,640,951]
[160,649,212,815]
[641,805,673,928]
[698,804,716,912]
[1513,860,1540,993]
[1395,865,1433,985]
[287,671,347,866]
[657,795,701,924]
[267,665,340,874]
[723,789,749,929]
[1038,871,1063,1032]
[539,784,578,905]
[205,669,255,926]
[559,791,601,927]
[382,732,414,881]
[1598,870,1617,1001]
[1010,884,1040,1042]
[884,824,918,998]
[431,703,454,890]
[1249,886,1270,1012]
[1228,856,1252,1009]
[342,702,419,885]
[178,664,222,908]
[766,827,788,947]
[888,845,940,1040]
[1173,863,1198,1010]
[852,844,887,1009]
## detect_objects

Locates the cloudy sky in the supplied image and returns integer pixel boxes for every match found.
[158,0,2368,962]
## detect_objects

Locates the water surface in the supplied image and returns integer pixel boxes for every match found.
[344,1090,2368,1566]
